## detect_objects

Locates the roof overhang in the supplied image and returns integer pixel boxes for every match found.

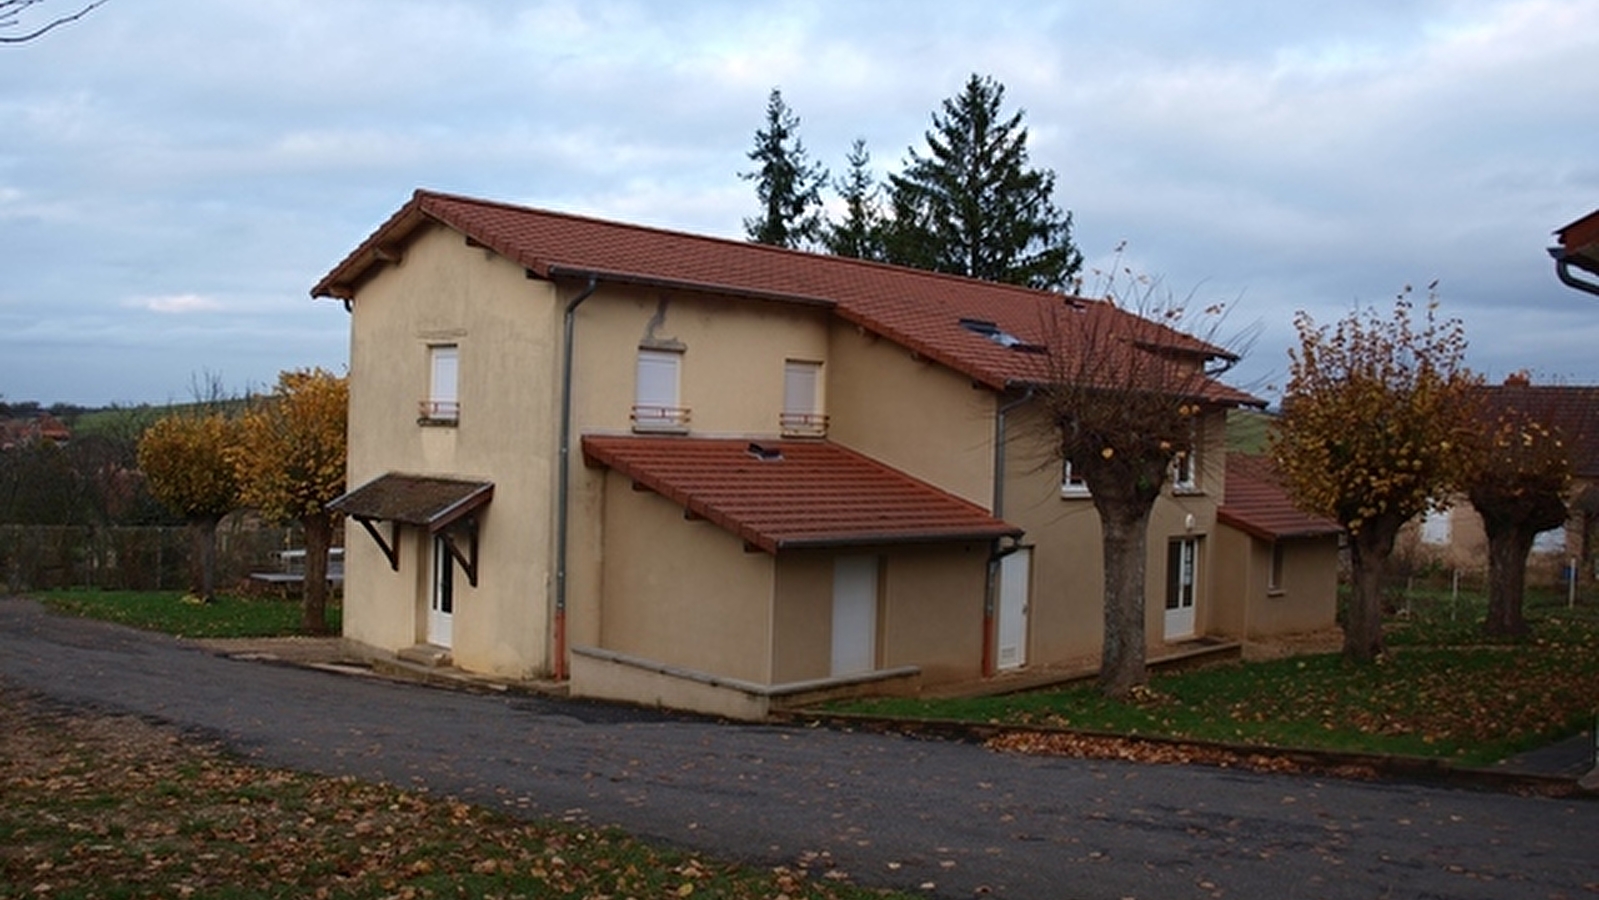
[327,474,493,586]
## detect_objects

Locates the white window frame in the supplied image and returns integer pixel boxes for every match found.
[420,344,460,424]
[1061,459,1090,497]
[1171,423,1199,493]
[780,359,827,436]
[1268,541,1285,594]
[632,348,689,433]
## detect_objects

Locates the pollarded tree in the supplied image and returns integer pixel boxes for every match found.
[1271,289,1479,661]
[885,73,1083,291]
[231,368,348,634]
[1460,398,1571,637]
[740,88,827,249]
[821,138,886,261]
[137,413,241,602]
[1035,280,1243,697]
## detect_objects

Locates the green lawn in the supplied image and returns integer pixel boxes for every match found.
[831,590,1599,768]
[35,589,340,638]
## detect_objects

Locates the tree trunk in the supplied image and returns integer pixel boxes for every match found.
[300,513,332,635]
[188,515,220,603]
[1097,501,1154,698]
[1345,516,1399,662]
[1483,526,1535,637]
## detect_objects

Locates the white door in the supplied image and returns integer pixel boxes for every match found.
[1164,538,1198,640]
[831,556,878,676]
[429,536,454,648]
[996,548,1030,670]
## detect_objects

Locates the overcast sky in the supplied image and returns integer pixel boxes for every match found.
[3,0,1596,407]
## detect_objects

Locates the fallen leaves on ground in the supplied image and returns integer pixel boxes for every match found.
[0,686,904,900]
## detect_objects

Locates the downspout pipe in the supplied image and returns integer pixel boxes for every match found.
[553,274,600,681]
[1551,247,1599,299]
[984,385,1034,676]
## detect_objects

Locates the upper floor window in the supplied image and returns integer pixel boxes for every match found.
[1061,459,1090,497]
[419,344,459,425]
[1171,423,1199,492]
[780,359,827,437]
[632,348,690,433]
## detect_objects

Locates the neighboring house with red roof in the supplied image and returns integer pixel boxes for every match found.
[314,190,1334,717]
[1404,377,1599,584]
[1214,455,1342,638]
[0,412,72,450]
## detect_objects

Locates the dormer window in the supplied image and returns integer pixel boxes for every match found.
[632,348,690,433]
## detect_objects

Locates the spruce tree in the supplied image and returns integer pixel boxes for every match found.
[821,138,886,260]
[885,74,1083,290]
[740,88,827,249]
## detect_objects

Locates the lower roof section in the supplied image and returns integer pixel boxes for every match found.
[581,435,1022,554]
[1217,454,1342,542]
[328,473,493,532]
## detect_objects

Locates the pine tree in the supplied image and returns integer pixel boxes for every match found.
[885,74,1082,290]
[822,138,886,260]
[740,88,827,249]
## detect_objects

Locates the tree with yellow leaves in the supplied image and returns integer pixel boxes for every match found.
[1460,394,1571,637]
[231,368,348,634]
[136,412,241,602]
[1271,288,1479,661]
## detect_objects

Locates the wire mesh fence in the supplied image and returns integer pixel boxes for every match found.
[0,519,309,594]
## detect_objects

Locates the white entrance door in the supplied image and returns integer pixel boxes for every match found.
[429,536,454,648]
[1164,537,1198,640]
[996,548,1030,670]
[831,556,878,676]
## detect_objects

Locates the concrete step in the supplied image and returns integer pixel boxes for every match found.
[396,644,452,668]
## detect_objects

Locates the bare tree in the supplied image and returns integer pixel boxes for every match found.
[1034,265,1249,696]
[0,0,110,43]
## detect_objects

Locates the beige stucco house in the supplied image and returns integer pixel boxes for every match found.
[313,190,1337,718]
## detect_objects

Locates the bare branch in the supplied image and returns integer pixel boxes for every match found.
[0,0,111,44]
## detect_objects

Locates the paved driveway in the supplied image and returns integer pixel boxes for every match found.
[2,598,1594,900]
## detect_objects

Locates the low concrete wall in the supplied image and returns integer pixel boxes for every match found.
[570,645,919,720]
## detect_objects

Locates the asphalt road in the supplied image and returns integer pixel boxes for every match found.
[2,597,1595,900]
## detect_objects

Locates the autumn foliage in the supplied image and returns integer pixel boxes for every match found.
[1271,290,1479,661]
[136,412,242,601]
[231,368,348,633]
[1459,396,1572,636]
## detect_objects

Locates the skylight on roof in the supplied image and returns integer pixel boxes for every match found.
[959,318,1044,353]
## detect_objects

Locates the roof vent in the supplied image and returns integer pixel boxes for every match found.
[747,442,784,462]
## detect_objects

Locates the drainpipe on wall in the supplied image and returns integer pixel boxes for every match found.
[984,386,1034,676]
[1550,247,1599,299]
[553,274,600,681]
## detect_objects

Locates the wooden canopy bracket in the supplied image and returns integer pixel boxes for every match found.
[355,516,400,571]
[439,517,481,587]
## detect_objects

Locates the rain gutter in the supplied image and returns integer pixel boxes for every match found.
[1551,247,1599,299]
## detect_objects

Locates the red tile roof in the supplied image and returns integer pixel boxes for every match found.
[1218,454,1342,542]
[313,190,1260,406]
[1556,209,1599,276]
[1478,384,1599,479]
[580,435,1022,553]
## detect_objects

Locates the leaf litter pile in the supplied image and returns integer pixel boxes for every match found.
[0,688,903,900]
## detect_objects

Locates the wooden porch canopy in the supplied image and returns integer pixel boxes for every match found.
[327,474,494,586]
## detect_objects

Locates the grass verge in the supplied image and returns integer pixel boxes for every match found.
[830,595,1599,768]
[35,589,341,639]
[1,687,905,900]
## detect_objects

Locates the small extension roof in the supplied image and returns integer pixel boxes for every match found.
[581,435,1022,553]
[1218,454,1341,542]
[313,190,1260,407]
[328,473,493,531]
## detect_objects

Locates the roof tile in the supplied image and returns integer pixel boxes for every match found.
[581,436,1021,553]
